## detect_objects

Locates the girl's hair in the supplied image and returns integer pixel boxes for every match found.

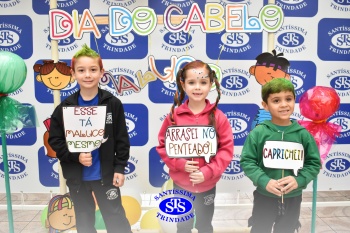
[255,49,290,72]
[170,60,221,130]
[261,78,295,103]
[71,44,103,71]
[33,60,71,75]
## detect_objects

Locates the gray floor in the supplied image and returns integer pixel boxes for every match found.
[0,190,349,233]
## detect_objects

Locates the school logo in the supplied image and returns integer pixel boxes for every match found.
[43,26,79,53]
[204,194,215,205]
[318,18,350,61]
[100,0,137,7]
[105,112,113,125]
[328,68,350,99]
[100,68,141,96]
[33,0,89,15]
[0,0,22,8]
[275,24,307,55]
[155,189,195,223]
[149,147,169,187]
[263,0,317,17]
[330,0,350,12]
[0,152,28,181]
[91,25,148,59]
[219,104,260,146]
[124,104,148,146]
[322,151,350,178]
[106,188,119,200]
[150,0,205,14]
[222,155,246,181]
[149,60,177,104]
[125,156,138,181]
[160,27,196,54]
[0,104,37,146]
[8,88,23,97]
[218,0,251,6]
[38,147,59,187]
[288,61,316,103]
[290,112,305,121]
[220,67,250,97]
[34,59,79,103]
[0,15,33,59]
[206,30,262,60]
[328,104,350,144]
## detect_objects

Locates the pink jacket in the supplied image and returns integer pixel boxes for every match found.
[156,99,234,193]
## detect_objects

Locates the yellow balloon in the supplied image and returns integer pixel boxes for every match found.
[160,179,174,200]
[140,208,161,230]
[121,195,142,226]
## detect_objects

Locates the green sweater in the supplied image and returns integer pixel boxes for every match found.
[240,120,321,198]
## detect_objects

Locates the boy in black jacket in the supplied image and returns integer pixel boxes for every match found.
[48,44,132,233]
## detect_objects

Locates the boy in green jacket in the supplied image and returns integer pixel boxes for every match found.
[240,78,321,233]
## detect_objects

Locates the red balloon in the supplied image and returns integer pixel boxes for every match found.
[299,86,340,121]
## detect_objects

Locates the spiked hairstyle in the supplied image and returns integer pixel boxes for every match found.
[70,44,103,71]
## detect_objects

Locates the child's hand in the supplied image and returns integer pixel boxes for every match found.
[79,152,92,166]
[113,173,125,187]
[278,176,298,194]
[185,160,199,173]
[189,171,205,184]
[266,179,282,196]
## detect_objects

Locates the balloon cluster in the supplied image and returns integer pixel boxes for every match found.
[298,86,341,164]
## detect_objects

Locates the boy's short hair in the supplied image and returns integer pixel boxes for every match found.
[262,78,295,103]
[71,44,103,71]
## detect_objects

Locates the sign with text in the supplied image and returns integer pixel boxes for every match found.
[165,126,217,163]
[63,106,107,153]
[263,141,304,176]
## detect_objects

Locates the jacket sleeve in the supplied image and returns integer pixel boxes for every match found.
[295,131,321,189]
[156,116,187,172]
[200,112,234,181]
[48,105,80,163]
[240,130,271,188]
[113,99,130,174]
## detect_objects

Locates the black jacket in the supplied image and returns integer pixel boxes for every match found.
[48,88,130,188]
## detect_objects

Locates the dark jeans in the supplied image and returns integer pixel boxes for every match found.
[69,180,132,233]
[174,183,216,233]
[249,190,302,233]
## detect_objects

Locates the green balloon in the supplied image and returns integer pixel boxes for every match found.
[0,51,27,94]
[41,206,48,228]
[95,209,106,229]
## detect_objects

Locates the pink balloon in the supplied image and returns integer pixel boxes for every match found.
[299,86,340,121]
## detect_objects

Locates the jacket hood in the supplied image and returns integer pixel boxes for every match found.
[64,88,114,105]
[259,120,305,134]
[176,99,216,115]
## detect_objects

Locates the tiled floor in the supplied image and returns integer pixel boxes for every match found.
[0,191,349,233]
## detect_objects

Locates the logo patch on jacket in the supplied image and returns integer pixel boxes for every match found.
[106,188,119,200]
[106,112,112,124]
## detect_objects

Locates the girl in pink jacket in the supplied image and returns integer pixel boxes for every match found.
[157,60,234,233]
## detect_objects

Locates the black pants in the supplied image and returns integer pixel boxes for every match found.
[69,180,132,233]
[249,190,302,233]
[174,183,216,233]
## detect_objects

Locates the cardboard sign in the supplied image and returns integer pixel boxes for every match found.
[165,126,217,163]
[63,106,107,152]
[263,140,304,176]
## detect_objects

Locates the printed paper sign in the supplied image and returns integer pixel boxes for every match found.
[165,126,217,163]
[63,106,107,153]
[263,140,304,176]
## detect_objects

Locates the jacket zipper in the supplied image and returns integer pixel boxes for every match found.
[278,130,285,141]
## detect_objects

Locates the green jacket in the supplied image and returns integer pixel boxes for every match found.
[240,120,321,198]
